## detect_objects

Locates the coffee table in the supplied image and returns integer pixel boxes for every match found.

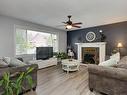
[62,59,80,73]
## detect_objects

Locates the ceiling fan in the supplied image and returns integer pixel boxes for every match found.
[62,15,82,29]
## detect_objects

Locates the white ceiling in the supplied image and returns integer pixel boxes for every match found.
[0,0,127,30]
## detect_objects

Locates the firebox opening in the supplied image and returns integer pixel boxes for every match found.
[82,47,99,64]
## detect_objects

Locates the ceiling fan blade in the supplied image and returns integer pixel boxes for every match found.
[72,22,82,25]
[72,25,81,28]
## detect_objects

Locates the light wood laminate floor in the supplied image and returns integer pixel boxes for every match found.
[25,65,101,95]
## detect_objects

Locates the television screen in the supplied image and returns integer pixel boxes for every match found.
[36,47,53,60]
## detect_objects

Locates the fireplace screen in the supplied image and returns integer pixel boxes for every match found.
[82,47,99,64]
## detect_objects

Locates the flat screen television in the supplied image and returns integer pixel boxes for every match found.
[36,47,53,60]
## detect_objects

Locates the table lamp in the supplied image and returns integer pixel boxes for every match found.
[117,42,123,52]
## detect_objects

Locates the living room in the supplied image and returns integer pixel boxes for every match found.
[0,0,127,95]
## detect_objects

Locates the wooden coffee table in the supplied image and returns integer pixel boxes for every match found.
[61,59,80,73]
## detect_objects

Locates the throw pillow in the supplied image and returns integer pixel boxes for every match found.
[99,59,118,67]
[2,57,11,64]
[110,52,120,62]
[9,58,26,67]
[0,59,8,68]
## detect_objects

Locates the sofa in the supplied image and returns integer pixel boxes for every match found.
[0,64,38,94]
[88,56,127,95]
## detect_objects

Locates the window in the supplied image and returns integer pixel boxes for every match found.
[16,28,58,55]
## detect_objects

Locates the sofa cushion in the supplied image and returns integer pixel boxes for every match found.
[9,58,26,67]
[118,56,127,64]
[112,63,127,69]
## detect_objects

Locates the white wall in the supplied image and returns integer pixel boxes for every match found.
[0,15,67,60]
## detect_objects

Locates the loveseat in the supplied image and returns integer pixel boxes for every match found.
[0,64,38,94]
[88,56,127,95]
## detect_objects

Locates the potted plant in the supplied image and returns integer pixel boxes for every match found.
[55,52,68,63]
[0,67,34,95]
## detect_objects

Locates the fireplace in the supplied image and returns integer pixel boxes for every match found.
[75,42,106,64]
[82,47,99,64]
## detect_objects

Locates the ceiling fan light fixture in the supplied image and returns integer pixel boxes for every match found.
[66,25,72,29]
[61,15,82,29]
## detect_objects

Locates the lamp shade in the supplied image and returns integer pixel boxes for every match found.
[117,43,123,48]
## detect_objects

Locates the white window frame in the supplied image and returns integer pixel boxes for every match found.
[14,25,59,56]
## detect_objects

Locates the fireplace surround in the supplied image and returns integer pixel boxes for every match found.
[75,42,106,64]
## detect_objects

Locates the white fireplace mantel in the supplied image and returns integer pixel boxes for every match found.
[75,42,106,63]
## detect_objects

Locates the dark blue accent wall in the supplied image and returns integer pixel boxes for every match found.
[67,21,127,57]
